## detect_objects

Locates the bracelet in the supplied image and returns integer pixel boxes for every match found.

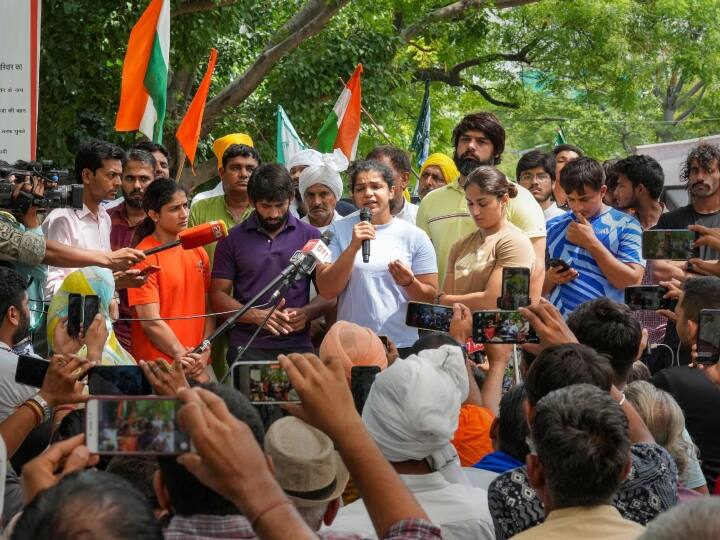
[618,393,626,406]
[19,401,42,426]
[249,499,294,530]
[401,276,415,287]
[435,293,445,304]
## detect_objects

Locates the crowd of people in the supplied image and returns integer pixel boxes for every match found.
[0,109,719,539]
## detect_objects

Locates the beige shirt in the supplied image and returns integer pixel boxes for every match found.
[513,505,644,540]
[446,222,534,294]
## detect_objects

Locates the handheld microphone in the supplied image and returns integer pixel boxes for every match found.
[143,220,228,256]
[359,207,372,263]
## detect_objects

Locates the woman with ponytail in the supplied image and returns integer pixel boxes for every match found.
[127,180,214,379]
[437,167,535,310]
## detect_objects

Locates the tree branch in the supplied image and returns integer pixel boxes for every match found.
[674,84,706,123]
[468,84,518,108]
[171,0,237,18]
[401,0,540,42]
[200,0,350,135]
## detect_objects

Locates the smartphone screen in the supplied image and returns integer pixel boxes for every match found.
[351,366,381,414]
[15,355,49,388]
[67,293,82,338]
[88,366,153,396]
[697,309,720,364]
[232,362,299,404]
[624,286,670,311]
[642,230,698,260]
[548,258,571,272]
[405,302,453,332]
[472,310,539,344]
[500,267,530,309]
[85,397,191,455]
[83,295,101,331]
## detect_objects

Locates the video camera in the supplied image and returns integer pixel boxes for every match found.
[0,160,83,214]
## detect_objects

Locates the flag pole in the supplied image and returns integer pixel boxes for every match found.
[337,77,420,181]
[175,148,186,182]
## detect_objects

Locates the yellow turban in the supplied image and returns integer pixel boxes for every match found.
[421,153,460,185]
[213,133,254,169]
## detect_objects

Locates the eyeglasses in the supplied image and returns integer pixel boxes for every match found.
[519,173,552,182]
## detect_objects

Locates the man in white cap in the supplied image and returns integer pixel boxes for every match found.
[265,416,350,531]
[299,150,348,232]
[328,344,495,540]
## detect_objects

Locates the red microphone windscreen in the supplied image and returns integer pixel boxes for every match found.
[178,221,228,249]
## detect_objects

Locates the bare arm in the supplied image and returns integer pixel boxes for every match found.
[529,236,546,302]
[44,241,145,271]
[441,265,504,310]
[587,239,644,289]
[135,303,185,359]
[480,345,512,417]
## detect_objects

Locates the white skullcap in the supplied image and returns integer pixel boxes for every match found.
[298,149,348,201]
[362,345,469,465]
[286,149,323,171]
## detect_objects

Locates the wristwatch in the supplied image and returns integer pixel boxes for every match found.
[30,394,52,423]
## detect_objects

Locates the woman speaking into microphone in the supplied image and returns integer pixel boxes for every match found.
[128,179,215,379]
[316,160,438,356]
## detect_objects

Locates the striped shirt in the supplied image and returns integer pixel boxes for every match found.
[546,207,644,316]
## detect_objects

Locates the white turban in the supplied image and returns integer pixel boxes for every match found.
[362,345,469,467]
[298,149,348,201]
[286,149,324,171]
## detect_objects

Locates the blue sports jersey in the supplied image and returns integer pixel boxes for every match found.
[546,207,644,316]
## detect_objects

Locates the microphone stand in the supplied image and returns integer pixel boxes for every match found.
[191,262,302,357]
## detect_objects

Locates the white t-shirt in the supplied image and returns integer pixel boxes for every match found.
[543,202,566,221]
[327,214,437,347]
[395,200,419,225]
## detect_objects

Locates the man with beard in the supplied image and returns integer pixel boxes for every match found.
[416,112,547,293]
[0,268,47,419]
[189,144,260,266]
[108,149,157,350]
[211,164,333,363]
[516,150,566,221]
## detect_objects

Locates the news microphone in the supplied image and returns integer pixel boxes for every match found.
[143,220,228,256]
[360,207,372,263]
[286,230,334,281]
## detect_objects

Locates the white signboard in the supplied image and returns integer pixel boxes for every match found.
[0,0,41,162]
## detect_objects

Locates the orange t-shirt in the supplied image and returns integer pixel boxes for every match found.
[127,235,211,363]
[451,403,495,467]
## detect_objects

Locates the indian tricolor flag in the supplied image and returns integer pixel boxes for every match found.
[317,64,363,160]
[115,0,170,142]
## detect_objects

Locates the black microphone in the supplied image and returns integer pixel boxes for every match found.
[360,207,372,263]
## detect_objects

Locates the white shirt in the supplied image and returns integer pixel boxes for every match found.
[543,202,566,222]
[327,472,495,540]
[301,210,341,233]
[42,204,112,297]
[0,341,37,423]
[395,200,419,225]
[327,213,437,348]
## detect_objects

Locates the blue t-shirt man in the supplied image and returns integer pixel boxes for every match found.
[545,157,645,316]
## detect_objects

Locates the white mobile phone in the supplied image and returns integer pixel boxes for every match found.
[85,396,192,455]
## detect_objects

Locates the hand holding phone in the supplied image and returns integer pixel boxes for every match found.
[697,309,720,365]
[232,362,299,404]
[472,310,539,344]
[624,286,671,311]
[547,261,578,286]
[405,302,453,332]
[642,229,699,260]
[499,267,530,309]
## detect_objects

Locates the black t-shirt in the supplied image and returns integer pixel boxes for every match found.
[652,366,720,490]
[653,204,720,259]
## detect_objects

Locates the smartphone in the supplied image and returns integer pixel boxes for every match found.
[232,362,299,404]
[85,397,192,455]
[405,302,453,332]
[697,309,720,365]
[500,267,530,309]
[15,355,49,388]
[378,335,389,351]
[351,365,381,414]
[624,286,671,311]
[88,366,153,396]
[548,258,571,272]
[67,293,83,338]
[642,230,698,260]
[472,310,539,344]
[83,295,101,331]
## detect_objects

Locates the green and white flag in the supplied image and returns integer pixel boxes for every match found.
[276,105,306,165]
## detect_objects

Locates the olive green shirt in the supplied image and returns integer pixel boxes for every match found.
[188,194,253,266]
